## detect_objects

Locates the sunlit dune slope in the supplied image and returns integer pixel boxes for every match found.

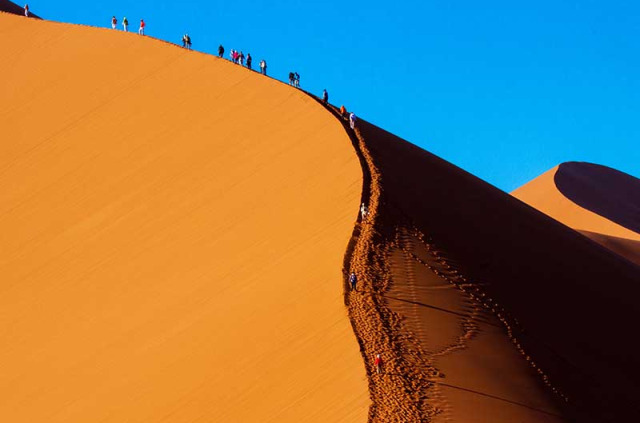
[351,121,640,422]
[512,163,640,265]
[0,12,368,422]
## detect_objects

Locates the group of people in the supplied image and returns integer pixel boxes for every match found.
[288,72,300,87]
[103,16,357,127]
[181,34,192,50]
[110,16,144,35]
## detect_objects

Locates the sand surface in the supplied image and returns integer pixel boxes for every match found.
[0,12,368,422]
[343,118,640,422]
[512,163,640,265]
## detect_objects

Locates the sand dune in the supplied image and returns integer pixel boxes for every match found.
[341,118,640,421]
[3,7,640,423]
[0,12,368,422]
[513,163,640,265]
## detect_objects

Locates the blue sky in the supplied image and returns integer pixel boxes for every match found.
[30,0,639,191]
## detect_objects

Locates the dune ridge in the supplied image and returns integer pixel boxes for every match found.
[335,116,640,422]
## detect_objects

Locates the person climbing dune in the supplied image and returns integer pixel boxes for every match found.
[139,19,145,35]
[322,89,328,105]
[218,44,225,58]
[349,272,357,291]
[349,112,357,130]
[24,4,29,17]
[375,354,382,374]
[111,16,117,29]
[360,203,368,220]
[122,17,128,32]
[340,105,347,117]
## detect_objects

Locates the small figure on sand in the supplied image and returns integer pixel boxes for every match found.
[182,34,191,50]
[246,53,252,69]
[340,105,347,117]
[349,272,357,291]
[360,203,368,220]
[375,354,382,374]
[24,4,29,17]
[322,89,328,105]
[289,72,295,86]
[260,59,267,75]
[349,112,357,130]
[294,72,300,87]
[111,16,117,29]
[122,17,128,32]
[139,19,145,35]
[218,44,225,58]
[239,51,245,66]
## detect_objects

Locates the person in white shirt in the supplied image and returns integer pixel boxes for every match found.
[349,112,357,130]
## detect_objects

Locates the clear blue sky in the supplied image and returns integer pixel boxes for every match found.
[31,0,639,191]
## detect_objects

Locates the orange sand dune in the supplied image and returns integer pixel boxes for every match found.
[512,163,640,265]
[512,163,640,240]
[3,9,640,423]
[0,12,368,422]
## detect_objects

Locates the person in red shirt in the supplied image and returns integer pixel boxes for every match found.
[374,354,382,374]
[139,19,145,35]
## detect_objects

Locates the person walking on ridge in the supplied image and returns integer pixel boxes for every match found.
[349,272,357,291]
[24,4,29,17]
[349,112,357,130]
[246,53,252,69]
[322,89,328,105]
[186,34,192,50]
[218,45,225,58]
[375,354,382,374]
[239,51,245,66]
[111,16,117,29]
[182,34,187,48]
[360,203,368,220]
[340,105,347,117]
[288,72,294,86]
[139,19,145,35]
[122,17,128,32]
[260,59,267,75]
[294,72,300,87]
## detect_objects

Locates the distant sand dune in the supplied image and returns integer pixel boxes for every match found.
[513,163,640,266]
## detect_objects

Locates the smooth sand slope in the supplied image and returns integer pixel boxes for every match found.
[0,12,368,422]
[340,117,640,422]
[513,163,640,265]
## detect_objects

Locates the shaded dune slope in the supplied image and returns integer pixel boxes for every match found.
[341,119,640,422]
[0,13,369,422]
[512,163,640,265]
[554,162,640,235]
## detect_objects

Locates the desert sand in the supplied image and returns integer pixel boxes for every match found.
[339,115,640,422]
[3,6,640,423]
[513,163,640,265]
[0,10,368,422]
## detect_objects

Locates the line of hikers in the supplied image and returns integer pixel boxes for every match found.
[111,16,144,34]
[103,17,356,128]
